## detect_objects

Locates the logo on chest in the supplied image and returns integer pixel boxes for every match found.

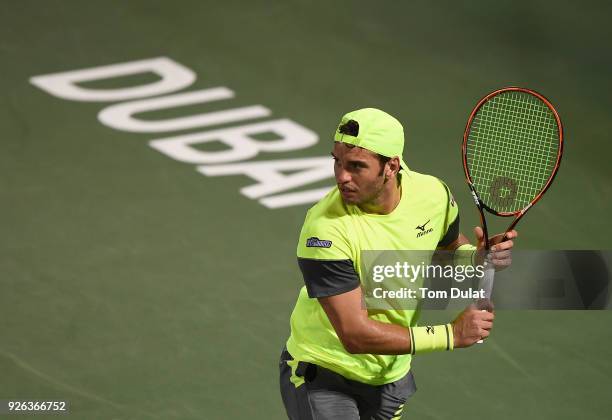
[415,220,434,238]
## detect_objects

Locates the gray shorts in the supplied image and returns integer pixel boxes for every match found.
[279,347,417,420]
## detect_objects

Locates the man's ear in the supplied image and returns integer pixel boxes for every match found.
[388,157,401,177]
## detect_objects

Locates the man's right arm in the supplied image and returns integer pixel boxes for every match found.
[318,286,494,355]
[296,216,493,355]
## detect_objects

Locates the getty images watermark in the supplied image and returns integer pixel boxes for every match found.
[370,259,486,300]
[361,250,486,310]
[360,250,612,310]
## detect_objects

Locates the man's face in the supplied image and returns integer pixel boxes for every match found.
[332,142,387,206]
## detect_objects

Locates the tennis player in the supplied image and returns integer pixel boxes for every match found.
[279,108,517,419]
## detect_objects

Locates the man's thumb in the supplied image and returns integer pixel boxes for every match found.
[474,226,484,243]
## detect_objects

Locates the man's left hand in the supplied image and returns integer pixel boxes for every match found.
[474,227,517,271]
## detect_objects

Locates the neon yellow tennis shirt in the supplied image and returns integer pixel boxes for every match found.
[286,169,459,385]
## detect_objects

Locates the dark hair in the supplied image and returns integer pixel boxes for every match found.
[378,155,391,166]
[338,119,359,136]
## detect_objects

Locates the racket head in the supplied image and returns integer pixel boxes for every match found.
[462,87,563,216]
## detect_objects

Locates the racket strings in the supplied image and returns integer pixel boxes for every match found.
[466,91,559,213]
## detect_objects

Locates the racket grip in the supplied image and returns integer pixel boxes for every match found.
[478,258,496,300]
[475,257,495,344]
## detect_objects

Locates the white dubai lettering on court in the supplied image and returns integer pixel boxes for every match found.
[30,57,334,209]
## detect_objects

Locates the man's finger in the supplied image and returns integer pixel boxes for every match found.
[490,230,518,245]
[492,259,512,268]
[491,249,512,259]
[479,320,493,330]
[477,310,495,321]
[474,226,484,242]
[491,240,514,251]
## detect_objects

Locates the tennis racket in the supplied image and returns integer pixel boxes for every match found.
[462,87,563,322]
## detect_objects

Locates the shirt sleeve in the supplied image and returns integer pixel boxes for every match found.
[296,211,360,298]
[437,180,460,247]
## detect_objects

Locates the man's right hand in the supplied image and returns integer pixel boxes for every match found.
[452,304,494,348]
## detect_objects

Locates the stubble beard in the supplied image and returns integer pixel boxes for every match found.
[341,176,387,207]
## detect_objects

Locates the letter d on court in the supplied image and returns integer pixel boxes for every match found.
[30,57,196,102]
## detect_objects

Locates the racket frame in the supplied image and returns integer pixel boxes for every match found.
[461,86,564,248]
